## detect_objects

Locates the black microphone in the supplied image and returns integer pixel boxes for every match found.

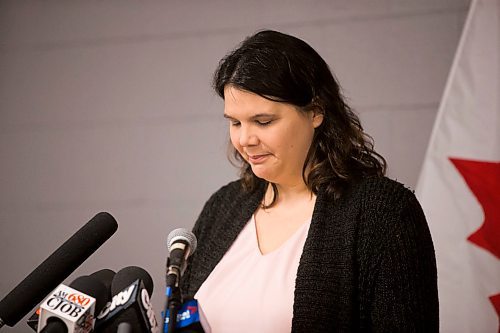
[164,229,197,333]
[37,275,108,333]
[111,266,153,298]
[95,266,159,333]
[0,212,118,329]
[89,269,116,304]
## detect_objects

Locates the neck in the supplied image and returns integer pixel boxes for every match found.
[264,181,314,206]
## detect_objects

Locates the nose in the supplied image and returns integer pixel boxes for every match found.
[238,124,259,147]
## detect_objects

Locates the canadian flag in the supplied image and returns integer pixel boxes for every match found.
[415,0,500,332]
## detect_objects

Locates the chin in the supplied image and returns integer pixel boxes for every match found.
[250,167,271,181]
[252,171,279,184]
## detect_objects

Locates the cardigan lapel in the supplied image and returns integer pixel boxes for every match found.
[292,187,357,332]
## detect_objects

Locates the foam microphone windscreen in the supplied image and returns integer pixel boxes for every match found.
[111,266,154,297]
[89,269,115,303]
[0,212,118,327]
[69,275,108,314]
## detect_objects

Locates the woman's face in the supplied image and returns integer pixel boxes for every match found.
[224,86,323,187]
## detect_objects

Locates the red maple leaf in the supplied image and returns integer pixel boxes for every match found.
[449,158,500,259]
[450,157,500,326]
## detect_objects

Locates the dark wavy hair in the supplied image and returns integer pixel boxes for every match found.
[214,30,386,204]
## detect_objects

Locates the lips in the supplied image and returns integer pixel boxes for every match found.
[247,153,271,164]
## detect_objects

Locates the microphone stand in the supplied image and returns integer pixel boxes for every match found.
[164,234,195,333]
[166,285,181,333]
[164,263,182,333]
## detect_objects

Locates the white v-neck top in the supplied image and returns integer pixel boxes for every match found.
[195,215,311,333]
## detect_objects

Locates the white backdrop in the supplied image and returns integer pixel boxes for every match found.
[0,1,469,331]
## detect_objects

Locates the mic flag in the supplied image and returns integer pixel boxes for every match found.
[163,299,207,333]
[37,274,108,333]
[27,269,115,332]
[37,284,96,333]
[95,266,159,333]
[96,279,159,332]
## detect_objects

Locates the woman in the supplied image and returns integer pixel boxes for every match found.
[181,30,438,332]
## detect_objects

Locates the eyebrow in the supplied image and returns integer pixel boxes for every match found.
[223,113,275,120]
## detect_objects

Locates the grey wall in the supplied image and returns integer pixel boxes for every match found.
[0,1,469,331]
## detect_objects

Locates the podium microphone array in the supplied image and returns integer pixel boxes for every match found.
[24,266,159,333]
[0,212,118,330]
[0,213,203,332]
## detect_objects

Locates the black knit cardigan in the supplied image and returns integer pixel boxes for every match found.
[181,176,439,332]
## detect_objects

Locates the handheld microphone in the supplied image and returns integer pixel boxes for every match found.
[0,212,118,328]
[166,229,197,289]
[95,266,159,333]
[37,275,108,333]
[164,229,197,333]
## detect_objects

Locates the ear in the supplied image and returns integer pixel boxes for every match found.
[311,110,324,128]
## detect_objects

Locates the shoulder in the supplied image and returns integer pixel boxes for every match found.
[348,176,429,242]
[312,176,425,241]
[348,176,419,213]
[192,178,266,234]
[196,179,243,219]
[202,178,263,209]
[354,176,414,198]
[207,179,244,201]
[320,176,426,236]
[215,178,250,197]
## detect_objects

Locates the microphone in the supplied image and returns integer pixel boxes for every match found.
[27,269,116,332]
[37,275,108,333]
[166,229,197,289]
[111,266,154,298]
[0,212,118,328]
[88,269,116,304]
[95,266,159,333]
[164,229,197,333]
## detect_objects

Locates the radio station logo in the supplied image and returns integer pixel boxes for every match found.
[45,289,91,318]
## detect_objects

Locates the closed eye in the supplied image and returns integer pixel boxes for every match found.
[256,119,272,126]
